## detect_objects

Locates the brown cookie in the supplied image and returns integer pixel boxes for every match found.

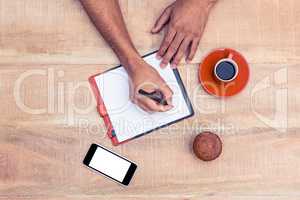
[193,132,222,161]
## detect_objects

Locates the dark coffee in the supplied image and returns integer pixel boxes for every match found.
[215,61,236,81]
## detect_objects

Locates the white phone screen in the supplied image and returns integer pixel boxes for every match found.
[89,147,131,182]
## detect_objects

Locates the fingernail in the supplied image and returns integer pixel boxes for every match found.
[166,105,174,110]
[171,63,177,68]
[160,62,166,68]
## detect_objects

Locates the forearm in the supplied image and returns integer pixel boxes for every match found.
[80,0,140,73]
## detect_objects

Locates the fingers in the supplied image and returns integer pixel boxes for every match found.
[134,84,174,112]
[131,94,152,112]
[136,99,151,112]
[157,27,176,59]
[187,37,200,62]
[160,32,185,68]
[137,96,173,112]
[171,37,192,68]
[151,6,172,34]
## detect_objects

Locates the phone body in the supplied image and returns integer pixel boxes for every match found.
[83,143,137,186]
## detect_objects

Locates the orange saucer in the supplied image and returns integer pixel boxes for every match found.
[199,48,249,97]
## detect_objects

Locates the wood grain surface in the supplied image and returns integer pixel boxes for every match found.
[0,0,300,199]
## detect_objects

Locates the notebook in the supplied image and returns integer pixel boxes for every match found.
[89,51,194,145]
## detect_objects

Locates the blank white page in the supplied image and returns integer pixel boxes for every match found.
[94,53,192,143]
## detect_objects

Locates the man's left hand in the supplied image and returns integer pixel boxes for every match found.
[151,0,217,68]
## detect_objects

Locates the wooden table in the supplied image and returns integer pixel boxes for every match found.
[1,0,300,199]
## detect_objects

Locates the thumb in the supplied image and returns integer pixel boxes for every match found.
[151,6,172,34]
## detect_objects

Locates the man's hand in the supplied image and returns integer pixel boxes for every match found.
[127,59,173,112]
[151,0,217,68]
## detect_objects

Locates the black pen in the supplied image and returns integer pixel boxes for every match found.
[138,89,168,106]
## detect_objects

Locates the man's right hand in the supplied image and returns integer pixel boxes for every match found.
[80,0,174,112]
[126,58,174,112]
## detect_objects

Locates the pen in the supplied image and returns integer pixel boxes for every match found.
[138,89,168,106]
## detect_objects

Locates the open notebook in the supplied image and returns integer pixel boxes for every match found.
[89,51,194,145]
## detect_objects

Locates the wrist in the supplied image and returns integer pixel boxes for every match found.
[119,52,143,75]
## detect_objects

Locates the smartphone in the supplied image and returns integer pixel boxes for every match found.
[83,143,137,186]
